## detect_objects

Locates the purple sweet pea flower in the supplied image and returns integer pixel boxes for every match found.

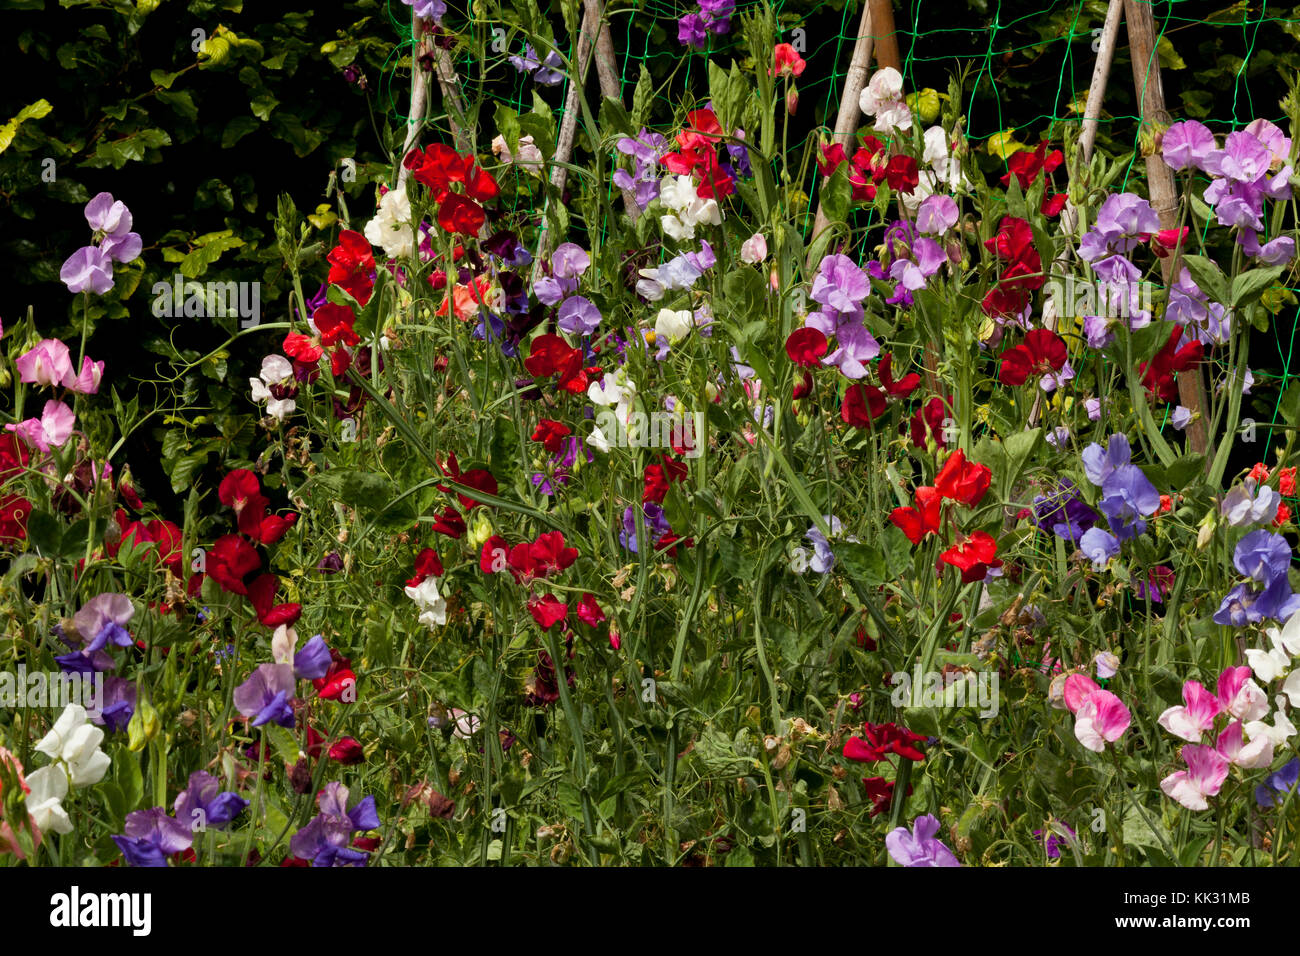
[1077,193,1160,261]
[810,254,871,314]
[915,195,959,234]
[1033,479,1099,542]
[620,503,672,552]
[112,807,195,867]
[1256,757,1300,808]
[1081,434,1131,487]
[1233,529,1292,584]
[400,0,446,22]
[1097,464,1160,540]
[508,44,541,73]
[173,771,249,831]
[678,12,709,48]
[60,245,114,295]
[73,593,135,655]
[233,662,296,729]
[1162,120,1216,172]
[89,676,137,733]
[293,635,333,681]
[1170,405,1192,430]
[1079,527,1120,569]
[533,51,565,86]
[557,296,602,335]
[1032,823,1077,859]
[886,813,961,867]
[289,782,380,867]
[1214,573,1300,626]
[1204,131,1274,184]
[1237,229,1295,265]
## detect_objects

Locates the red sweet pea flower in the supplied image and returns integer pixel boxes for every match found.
[889,486,942,545]
[792,369,814,401]
[843,722,927,763]
[655,532,694,558]
[772,42,806,77]
[219,470,262,514]
[841,382,887,428]
[998,328,1067,386]
[328,738,365,764]
[207,534,261,595]
[785,327,828,367]
[480,535,509,574]
[326,230,375,306]
[641,455,688,504]
[430,506,466,538]
[529,531,579,577]
[0,432,31,482]
[406,547,444,588]
[248,511,298,546]
[1278,466,1297,497]
[939,530,1001,582]
[314,657,357,701]
[247,573,302,628]
[437,193,486,237]
[1000,141,1063,189]
[531,419,572,453]
[877,352,921,398]
[934,449,992,508]
[981,283,1032,319]
[1151,227,1189,258]
[884,155,919,194]
[1139,326,1203,402]
[144,519,185,577]
[313,303,361,348]
[863,776,912,817]
[524,334,593,394]
[817,142,849,178]
[465,164,501,203]
[910,396,952,450]
[404,144,471,200]
[283,332,324,366]
[437,453,499,510]
[576,593,606,627]
[1041,192,1068,217]
[528,593,568,630]
[984,216,1036,262]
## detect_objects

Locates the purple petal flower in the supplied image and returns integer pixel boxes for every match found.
[60,245,114,295]
[886,813,960,866]
[113,807,195,867]
[1097,464,1160,540]
[85,192,133,236]
[557,296,602,335]
[1234,529,1292,584]
[233,662,296,729]
[173,771,249,831]
[1081,434,1131,487]
[1080,527,1120,569]
[293,635,333,681]
[1162,121,1216,172]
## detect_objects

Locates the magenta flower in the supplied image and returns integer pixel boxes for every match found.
[1158,679,1222,742]
[1160,744,1230,811]
[15,338,74,388]
[6,400,75,453]
[1161,120,1216,172]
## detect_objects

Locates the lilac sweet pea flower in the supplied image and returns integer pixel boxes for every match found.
[615,128,668,210]
[1237,229,1295,265]
[173,771,249,831]
[886,813,960,867]
[678,12,709,48]
[1221,481,1280,528]
[557,296,602,335]
[1234,529,1292,584]
[1170,405,1192,430]
[112,807,195,867]
[1079,527,1120,569]
[1077,193,1160,261]
[1214,575,1300,627]
[1081,434,1130,487]
[1256,757,1300,808]
[915,194,958,234]
[84,191,142,263]
[1033,480,1099,542]
[400,0,447,23]
[72,593,135,655]
[289,782,381,867]
[89,677,137,734]
[293,635,333,681]
[1162,120,1217,172]
[810,254,871,314]
[233,663,296,729]
[60,246,114,295]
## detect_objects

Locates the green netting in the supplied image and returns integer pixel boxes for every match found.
[373,0,1300,460]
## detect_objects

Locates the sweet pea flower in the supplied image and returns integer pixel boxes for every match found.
[1160,744,1230,811]
[1161,120,1216,172]
[23,765,72,835]
[739,233,768,264]
[858,67,912,133]
[6,400,75,453]
[72,592,135,655]
[1073,690,1131,751]
[249,354,297,421]
[173,771,249,832]
[1158,679,1222,742]
[1079,527,1119,569]
[1221,480,1280,527]
[60,246,115,294]
[233,663,296,729]
[113,807,194,867]
[289,781,380,867]
[34,704,112,786]
[404,576,447,629]
[15,339,74,388]
[885,813,960,866]
[915,194,959,234]
[1255,757,1300,808]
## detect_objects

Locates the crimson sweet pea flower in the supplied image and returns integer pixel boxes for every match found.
[910,395,951,450]
[785,327,828,367]
[406,547,444,588]
[437,452,499,510]
[437,193,486,237]
[219,469,262,515]
[531,419,572,453]
[313,303,361,348]
[326,230,375,306]
[877,353,920,398]
[313,652,356,701]
[1000,141,1063,190]
[1139,326,1203,402]
[643,455,688,504]
[772,42,806,77]
[524,334,595,394]
[884,155,919,194]
[207,535,262,595]
[404,143,471,200]
[528,594,568,629]
[841,382,887,428]
[890,486,942,545]
[429,506,466,538]
[248,573,302,628]
[998,328,1068,386]
[939,530,1001,582]
[934,449,992,508]
[843,722,928,763]
[576,593,606,627]
[863,776,912,817]
[328,738,365,765]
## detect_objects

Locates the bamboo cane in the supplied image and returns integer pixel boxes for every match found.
[1124,0,1211,458]
[806,2,875,259]
[585,0,642,220]
[397,17,432,189]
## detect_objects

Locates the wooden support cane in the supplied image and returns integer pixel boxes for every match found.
[1124,0,1211,458]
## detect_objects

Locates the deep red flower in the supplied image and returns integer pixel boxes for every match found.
[841,382,887,428]
[843,722,928,763]
[207,534,261,595]
[480,535,509,574]
[910,396,951,450]
[862,776,912,817]
[430,507,466,539]
[528,593,568,629]
[0,494,33,542]
[247,573,302,628]
[404,144,471,200]
[531,419,572,453]
[524,334,592,394]
[998,328,1067,386]
[313,303,361,348]
[528,531,578,577]
[576,593,605,628]
[889,486,942,545]
[643,455,688,504]
[939,530,1000,581]
[1000,141,1063,189]
[328,737,365,764]
[1152,227,1189,258]
[1139,326,1204,402]
[313,656,357,701]
[934,449,992,508]
[219,470,262,513]
[437,193,486,237]
[1041,192,1068,217]
[283,332,324,366]
[785,327,828,367]
[326,230,375,306]
[406,547,444,588]
[464,164,501,203]
[884,154,919,194]
[877,352,921,397]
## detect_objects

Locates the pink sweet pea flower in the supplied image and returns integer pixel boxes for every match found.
[1216,665,1269,722]
[15,339,74,388]
[1157,679,1222,742]
[59,245,114,295]
[1062,673,1099,713]
[1160,744,1230,811]
[67,356,105,395]
[1214,719,1273,768]
[6,401,75,453]
[1073,690,1131,752]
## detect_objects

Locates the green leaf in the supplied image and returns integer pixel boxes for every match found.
[820,164,852,223]
[0,98,52,154]
[1181,254,1229,305]
[27,511,61,557]
[1229,265,1285,309]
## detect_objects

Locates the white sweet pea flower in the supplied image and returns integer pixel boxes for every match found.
[405,576,447,629]
[250,354,296,421]
[922,126,949,166]
[587,425,611,454]
[740,233,768,264]
[24,765,73,835]
[1244,696,1297,748]
[858,67,912,133]
[271,624,298,665]
[34,704,112,787]
[364,187,415,260]
[654,308,695,345]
